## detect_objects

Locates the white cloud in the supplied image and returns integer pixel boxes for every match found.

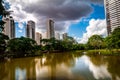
[7,0,93,36]
[18,22,24,29]
[18,30,23,33]
[6,0,104,39]
[79,19,107,44]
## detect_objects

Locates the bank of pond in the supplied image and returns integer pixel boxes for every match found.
[0,49,120,61]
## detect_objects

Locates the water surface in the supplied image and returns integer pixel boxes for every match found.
[0,52,120,80]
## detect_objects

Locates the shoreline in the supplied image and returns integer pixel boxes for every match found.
[0,49,120,61]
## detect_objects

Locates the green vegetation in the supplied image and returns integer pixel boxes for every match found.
[0,26,119,58]
[0,0,10,32]
[7,37,37,57]
[105,26,120,49]
[0,33,9,53]
[0,1,120,58]
[87,35,106,49]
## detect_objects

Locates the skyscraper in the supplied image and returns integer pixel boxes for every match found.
[35,32,42,45]
[3,16,15,39]
[55,32,60,40]
[47,19,55,39]
[63,33,68,40]
[26,20,35,40]
[104,0,120,35]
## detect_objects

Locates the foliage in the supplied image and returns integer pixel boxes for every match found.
[7,37,37,56]
[40,37,78,52]
[0,0,5,16]
[0,0,11,32]
[105,27,120,49]
[0,33,9,53]
[87,35,104,49]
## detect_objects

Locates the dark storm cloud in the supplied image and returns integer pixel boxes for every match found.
[23,0,93,21]
[54,22,66,31]
[8,0,104,32]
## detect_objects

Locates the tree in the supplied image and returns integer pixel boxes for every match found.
[7,37,37,56]
[105,27,120,49]
[0,0,5,16]
[0,0,11,32]
[0,33,9,53]
[111,26,120,48]
[0,0,5,32]
[87,35,104,49]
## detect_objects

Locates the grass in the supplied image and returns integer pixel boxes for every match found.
[76,49,120,55]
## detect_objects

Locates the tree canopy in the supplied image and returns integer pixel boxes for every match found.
[87,35,104,49]
[7,37,37,55]
[105,27,120,49]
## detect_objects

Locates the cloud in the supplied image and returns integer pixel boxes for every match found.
[23,0,93,21]
[18,30,23,33]
[7,0,104,37]
[18,22,24,29]
[79,19,107,44]
[90,0,104,4]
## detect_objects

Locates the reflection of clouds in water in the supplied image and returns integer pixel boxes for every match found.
[15,67,26,80]
[35,58,49,79]
[34,58,73,79]
[82,55,112,79]
[56,63,73,78]
[116,76,120,80]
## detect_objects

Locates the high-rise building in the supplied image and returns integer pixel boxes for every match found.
[35,32,42,45]
[26,20,35,40]
[63,33,68,40]
[55,32,60,40]
[47,19,55,39]
[104,0,120,35]
[2,16,15,39]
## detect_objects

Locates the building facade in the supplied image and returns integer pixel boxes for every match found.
[47,19,55,39]
[3,16,15,39]
[26,20,35,40]
[35,32,42,45]
[63,33,68,40]
[104,0,120,35]
[55,33,60,40]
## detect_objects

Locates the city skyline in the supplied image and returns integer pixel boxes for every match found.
[6,0,106,43]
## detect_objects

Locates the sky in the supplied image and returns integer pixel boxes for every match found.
[5,0,107,43]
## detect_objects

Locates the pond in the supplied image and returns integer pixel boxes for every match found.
[0,52,120,80]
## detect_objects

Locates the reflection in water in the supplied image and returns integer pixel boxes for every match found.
[0,52,120,80]
[15,68,26,80]
[82,55,111,79]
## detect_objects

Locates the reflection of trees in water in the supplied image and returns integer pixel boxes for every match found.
[39,53,82,80]
[88,55,120,80]
[0,57,36,80]
[0,52,82,80]
[0,62,8,80]
[43,52,82,67]
[45,53,73,67]
[88,55,107,66]
[107,56,120,80]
